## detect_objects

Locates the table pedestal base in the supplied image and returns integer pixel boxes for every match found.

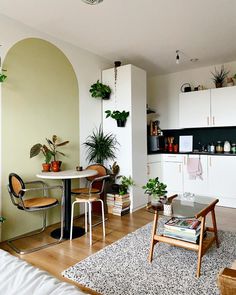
[51,226,85,240]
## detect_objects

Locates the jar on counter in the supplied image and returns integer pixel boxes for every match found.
[210,143,215,153]
[231,143,236,154]
[216,141,223,153]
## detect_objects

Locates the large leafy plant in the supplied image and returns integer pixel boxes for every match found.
[30,144,52,164]
[142,177,167,197]
[46,135,69,161]
[83,125,118,164]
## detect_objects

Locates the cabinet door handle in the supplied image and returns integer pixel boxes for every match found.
[209,157,212,167]
[147,165,150,175]
[184,156,186,165]
[207,116,210,126]
[179,164,182,173]
[213,116,215,125]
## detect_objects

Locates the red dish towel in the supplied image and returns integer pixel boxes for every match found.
[187,158,203,180]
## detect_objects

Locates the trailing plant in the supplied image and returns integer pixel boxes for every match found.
[211,65,229,87]
[89,80,111,99]
[46,135,69,161]
[105,110,129,121]
[0,70,7,82]
[142,177,167,198]
[83,125,118,164]
[117,175,135,195]
[30,144,53,164]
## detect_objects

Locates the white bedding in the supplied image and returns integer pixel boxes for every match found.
[0,249,88,295]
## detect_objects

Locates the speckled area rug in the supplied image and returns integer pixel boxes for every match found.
[62,220,236,295]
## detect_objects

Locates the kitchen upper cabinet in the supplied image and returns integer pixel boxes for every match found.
[183,155,208,195]
[179,90,211,128]
[208,156,236,208]
[179,86,236,128]
[211,86,236,127]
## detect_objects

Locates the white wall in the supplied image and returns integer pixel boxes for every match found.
[0,14,111,239]
[147,61,236,129]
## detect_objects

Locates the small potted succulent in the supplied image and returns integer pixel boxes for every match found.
[105,110,129,127]
[142,177,167,209]
[211,65,229,88]
[0,71,7,82]
[30,144,52,172]
[89,80,111,99]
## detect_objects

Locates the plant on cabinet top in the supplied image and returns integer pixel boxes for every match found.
[89,80,111,99]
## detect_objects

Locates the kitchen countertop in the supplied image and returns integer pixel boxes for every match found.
[148,151,236,156]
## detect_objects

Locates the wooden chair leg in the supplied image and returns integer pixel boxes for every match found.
[85,202,88,233]
[99,199,106,237]
[149,210,158,263]
[196,216,205,278]
[70,202,76,240]
[211,208,219,248]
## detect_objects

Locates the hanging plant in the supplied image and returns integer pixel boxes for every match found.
[0,70,7,82]
[89,80,111,99]
[105,110,129,127]
[114,61,121,100]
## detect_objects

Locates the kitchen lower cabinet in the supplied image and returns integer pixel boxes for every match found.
[183,155,208,195]
[162,155,184,195]
[147,155,162,181]
[208,156,236,208]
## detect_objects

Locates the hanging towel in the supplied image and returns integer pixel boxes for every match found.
[187,157,203,180]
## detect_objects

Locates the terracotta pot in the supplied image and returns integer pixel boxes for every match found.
[42,163,51,172]
[51,161,61,172]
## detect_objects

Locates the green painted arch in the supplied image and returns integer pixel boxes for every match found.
[1,38,79,240]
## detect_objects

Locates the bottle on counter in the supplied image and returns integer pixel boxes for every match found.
[216,141,223,153]
[223,141,231,153]
[231,143,236,154]
[210,143,215,153]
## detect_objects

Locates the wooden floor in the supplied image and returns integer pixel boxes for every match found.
[0,206,235,294]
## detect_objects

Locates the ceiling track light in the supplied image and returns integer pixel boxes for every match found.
[81,0,103,4]
[176,50,180,64]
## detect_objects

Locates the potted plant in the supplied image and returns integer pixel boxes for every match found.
[142,177,167,209]
[117,175,134,195]
[30,144,53,172]
[89,80,111,99]
[105,110,129,127]
[211,65,229,88]
[0,71,7,82]
[46,135,69,172]
[83,125,118,165]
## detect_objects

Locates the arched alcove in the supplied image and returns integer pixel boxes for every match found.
[1,38,79,240]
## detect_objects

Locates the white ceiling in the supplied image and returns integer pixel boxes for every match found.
[1,0,236,76]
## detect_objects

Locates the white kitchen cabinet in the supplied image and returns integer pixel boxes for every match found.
[162,154,184,195]
[211,86,236,127]
[183,155,208,195]
[147,155,162,181]
[208,155,236,208]
[179,86,236,128]
[179,90,211,128]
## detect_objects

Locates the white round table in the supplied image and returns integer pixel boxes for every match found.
[36,169,97,239]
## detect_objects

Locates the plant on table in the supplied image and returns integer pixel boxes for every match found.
[83,125,118,165]
[89,80,111,99]
[142,177,167,207]
[30,135,69,172]
[105,110,129,127]
[30,144,53,172]
[211,65,229,88]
